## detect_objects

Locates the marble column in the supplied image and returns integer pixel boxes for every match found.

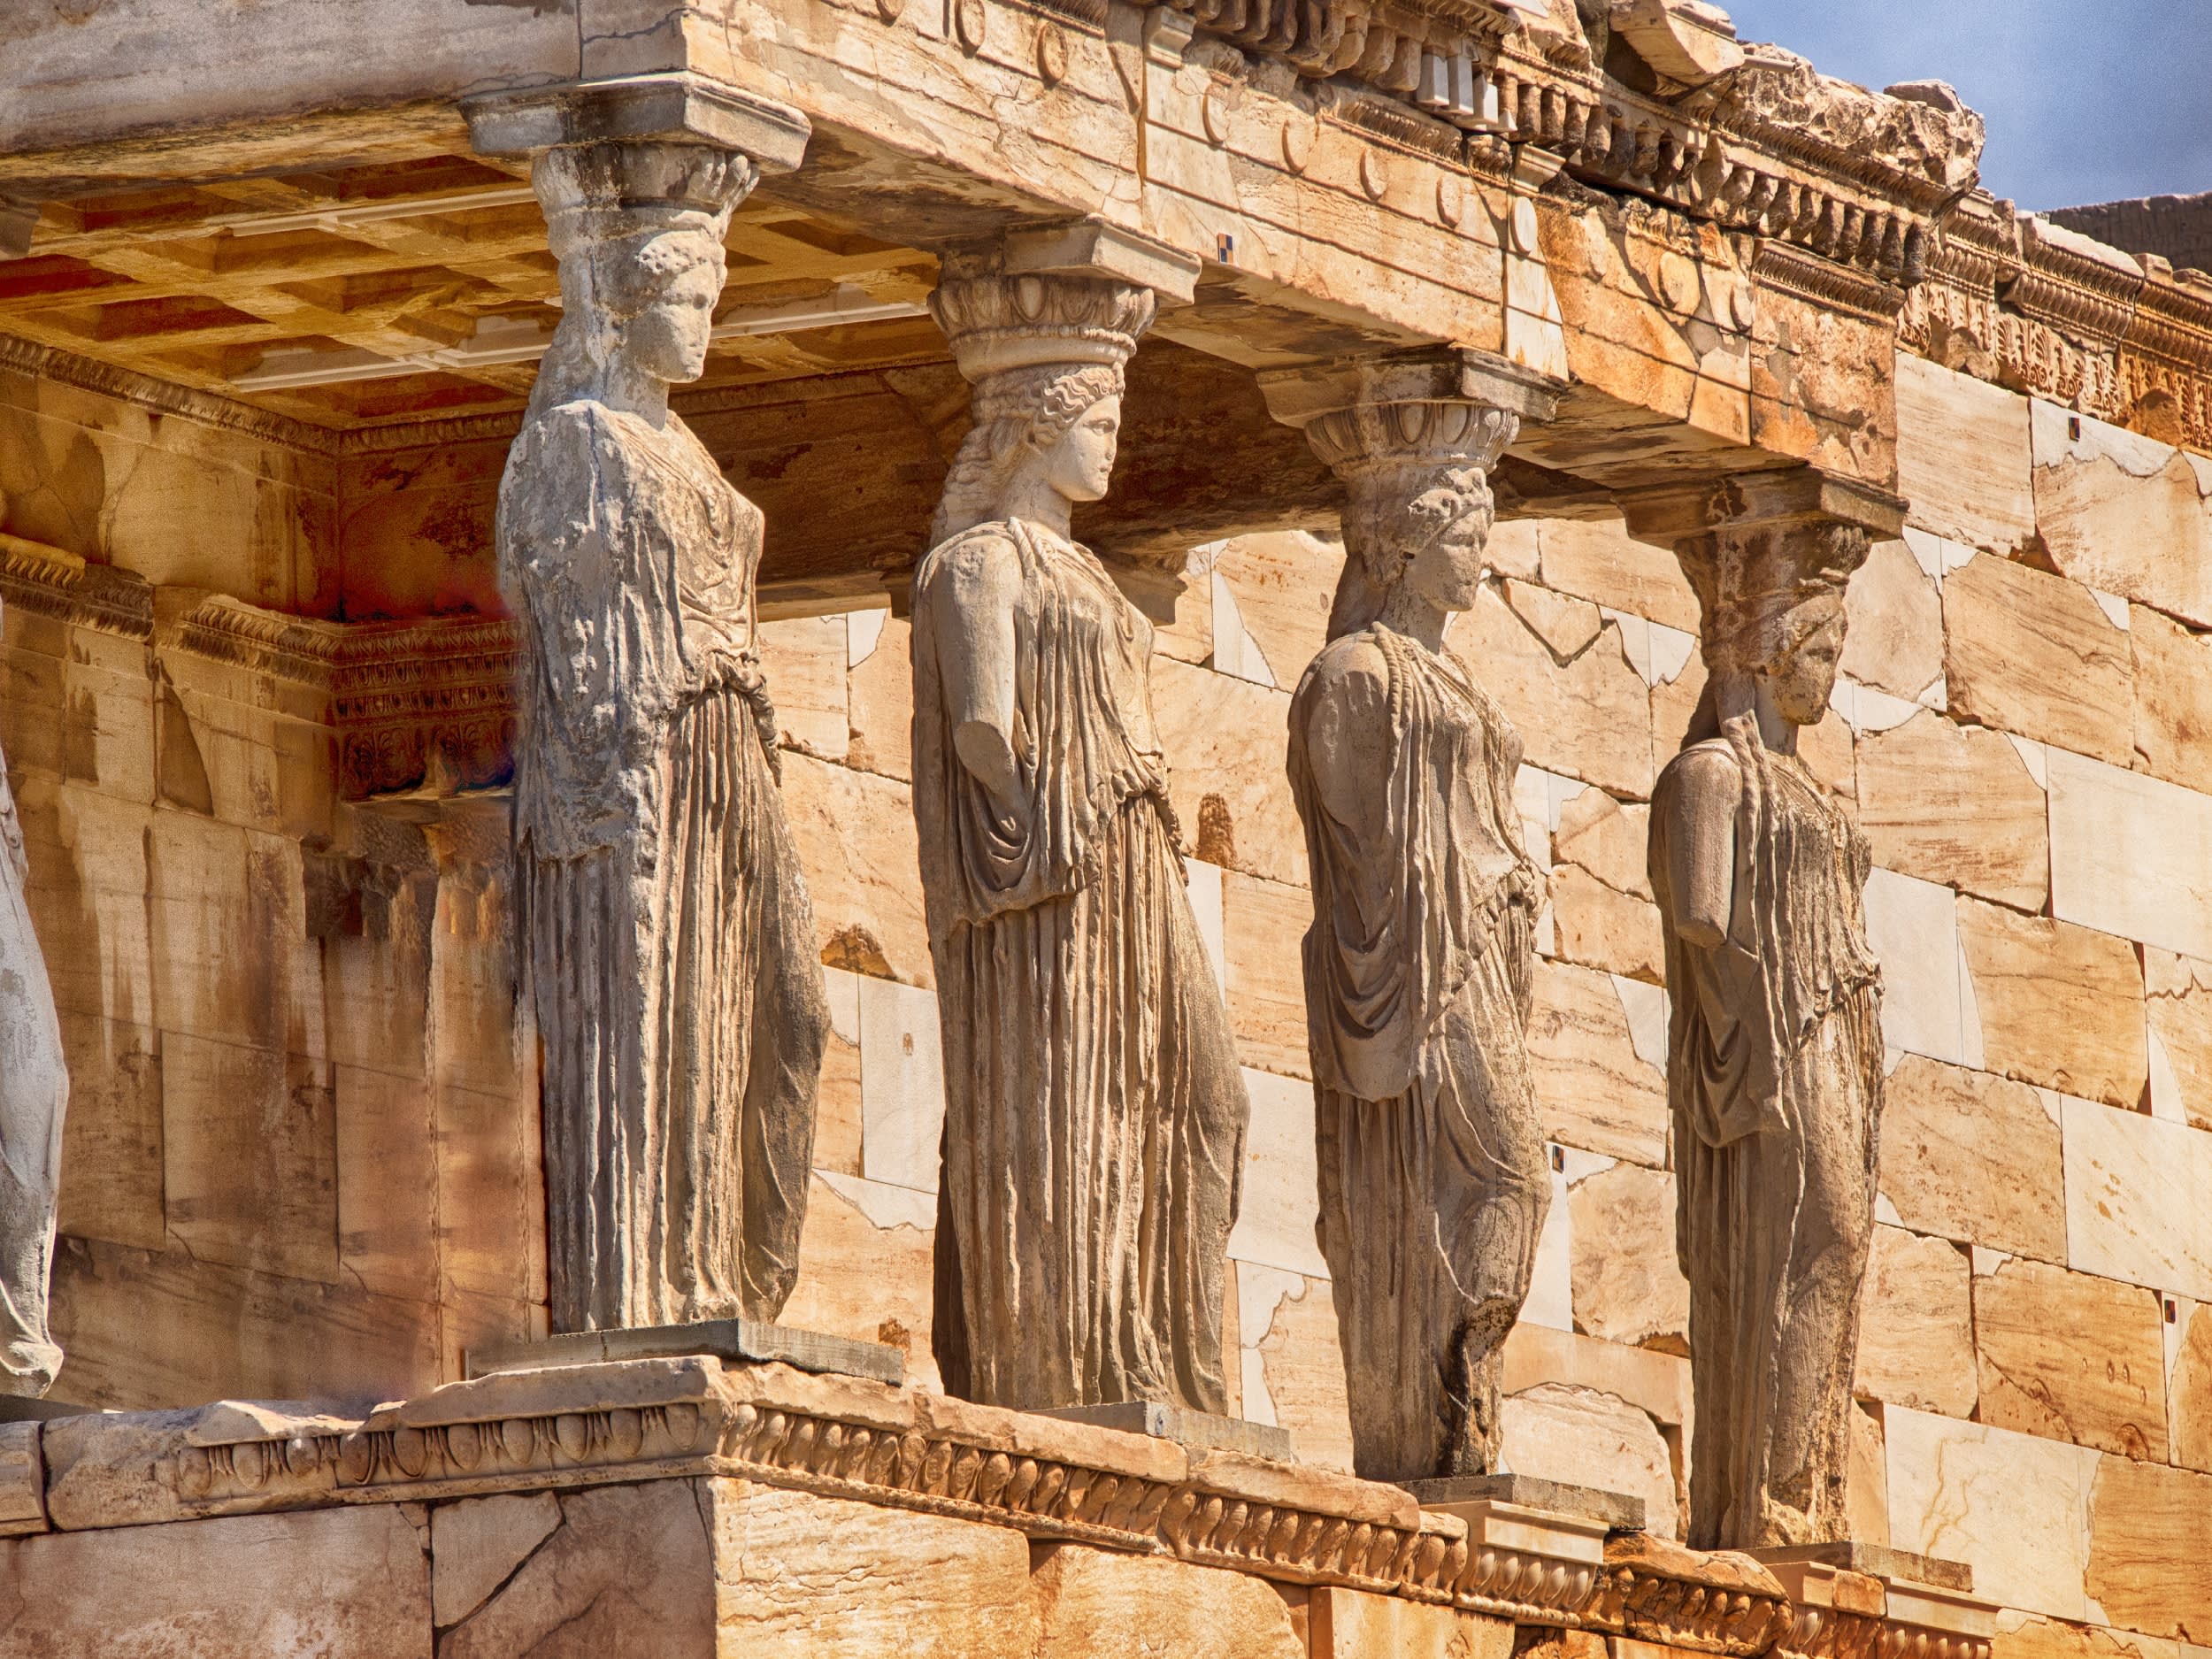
[1624,471,1904,1550]
[469,80,832,1333]
[910,227,1252,1413]
[1260,349,1561,1482]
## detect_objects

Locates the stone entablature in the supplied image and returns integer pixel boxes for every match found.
[0,525,518,803]
[1911,190,2212,455]
[1153,3,1978,304]
[9,1355,1999,1655]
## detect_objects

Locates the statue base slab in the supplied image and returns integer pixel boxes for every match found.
[1747,1540,1972,1593]
[464,1317,904,1386]
[1402,1472,1645,1532]
[1750,1541,1994,1645]
[1032,1400,1295,1462]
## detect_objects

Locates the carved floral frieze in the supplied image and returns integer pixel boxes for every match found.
[34,1355,1996,1659]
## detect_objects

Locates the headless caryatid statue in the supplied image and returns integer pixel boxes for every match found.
[913,257,1249,1412]
[1275,380,1550,1482]
[495,139,829,1333]
[0,589,66,1394]
[1645,495,1883,1549]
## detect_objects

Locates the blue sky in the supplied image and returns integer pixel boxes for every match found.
[1717,0,2212,211]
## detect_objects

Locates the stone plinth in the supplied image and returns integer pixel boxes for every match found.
[1754,1544,1994,1659]
[1035,1400,1295,1462]
[1404,1471,1645,1532]
[464,1320,903,1386]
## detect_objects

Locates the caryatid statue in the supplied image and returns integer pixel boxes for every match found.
[912,241,1250,1413]
[1633,475,1896,1550]
[1263,353,1559,1482]
[486,94,831,1333]
[0,583,67,1393]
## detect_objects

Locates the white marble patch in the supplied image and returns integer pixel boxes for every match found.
[1862,867,1969,1066]
[1886,1407,2098,1621]
[1225,1068,1329,1279]
[2062,1093,2212,1302]
[818,1171,939,1233]
[1210,569,1277,687]
[858,975,946,1194]
[846,604,888,667]
[1183,856,1227,990]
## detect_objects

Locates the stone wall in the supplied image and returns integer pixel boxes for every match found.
[11,333,2212,1650]
[1,358,545,1411]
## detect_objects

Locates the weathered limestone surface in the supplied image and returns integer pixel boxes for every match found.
[1525,960,1670,1167]
[1855,714,2047,911]
[0,1503,431,1658]
[782,1172,940,1391]
[1568,1162,1689,1351]
[1942,554,2134,767]
[709,1479,1033,1658]
[1855,1225,1975,1418]
[1877,1058,2067,1263]
[780,753,932,987]
[2171,1301,2212,1472]
[1452,586,1655,801]
[2147,949,2212,1133]
[1155,656,1307,887]
[1840,538,1945,699]
[442,1481,715,1657]
[2082,1458,2212,1641]
[1894,357,2035,554]
[1550,865,1667,983]
[2129,605,2212,797]
[429,1491,561,1629]
[1309,1586,1513,1659]
[1972,1257,2165,1460]
[1537,518,1701,635]
[2032,403,2212,630]
[1030,1545,1302,1659]
[1501,1381,1679,1541]
[1957,898,2147,1110]
[1886,1407,2101,1622]
[1223,870,1317,1081]
[1232,1267,1347,1455]
[2061,1095,2212,1302]
[2047,746,2212,964]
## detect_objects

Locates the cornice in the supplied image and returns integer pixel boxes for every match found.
[1149,0,1980,307]
[0,332,334,456]
[0,538,516,801]
[37,1356,1998,1659]
[1908,192,2212,455]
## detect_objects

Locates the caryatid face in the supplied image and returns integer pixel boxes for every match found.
[1042,394,1123,504]
[626,259,722,386]
[1763,601,1847,728]
[1397,472,1492,615]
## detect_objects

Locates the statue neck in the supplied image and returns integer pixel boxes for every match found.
[995,465,1074,541]
[588,352,673,427]
[1713,672,1799,757]
[1375,579,1450,653]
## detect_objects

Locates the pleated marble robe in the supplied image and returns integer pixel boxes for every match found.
[1286,625,1550,1482]
[1648,723,1882,1549]
[912,518,1249,1412]
[500,400,829,1333]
